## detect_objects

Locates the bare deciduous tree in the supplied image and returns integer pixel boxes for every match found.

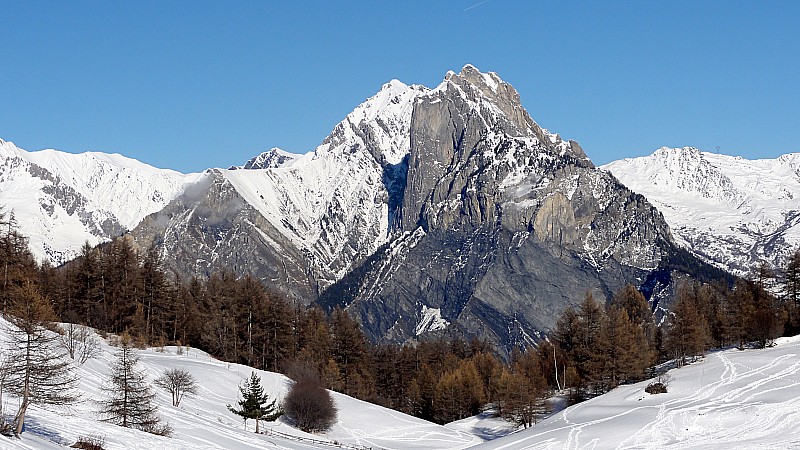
[283,377,336,432]
[60,320,101,364]
[154,368,198,407]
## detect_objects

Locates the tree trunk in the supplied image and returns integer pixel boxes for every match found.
[14,401,28,436]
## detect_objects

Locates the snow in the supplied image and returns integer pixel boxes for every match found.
[415,305,450,335]
[602,147,800,274]
[8,314,800,449]
[475,336,800,449]
[0,139,197,264]
[0,316,482,450]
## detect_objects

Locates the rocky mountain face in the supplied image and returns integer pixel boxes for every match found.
[602,147,800,276]
[131,79,430,302]
[317,66,699,349]
[232,147,301,170]
[0,66,727,351]
[0,139,191,265]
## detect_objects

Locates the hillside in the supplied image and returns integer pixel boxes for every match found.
[0,317,482,450]
[475,335,800,449]
[7,314,800,450]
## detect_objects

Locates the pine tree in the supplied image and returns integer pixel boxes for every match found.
[98,336,169,435]
[227,371,280,433]
[3,281,79,436]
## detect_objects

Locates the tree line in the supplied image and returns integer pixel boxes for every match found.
[2,213,800,428]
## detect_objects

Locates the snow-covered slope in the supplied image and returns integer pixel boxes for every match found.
[603,147,800,274]
[0,139,196,265]
[0,316,481,450]
[477,335,800,449]
[130,79,433,294]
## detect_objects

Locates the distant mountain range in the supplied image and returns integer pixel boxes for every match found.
[1,65,767,349]
[603,147,800,275]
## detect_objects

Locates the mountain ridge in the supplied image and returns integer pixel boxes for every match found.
[602,146,800,275]
[0,66,734,350]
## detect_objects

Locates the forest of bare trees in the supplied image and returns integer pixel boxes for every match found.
[0,212,798,427]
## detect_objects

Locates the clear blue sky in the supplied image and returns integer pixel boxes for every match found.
[2,1,798,172]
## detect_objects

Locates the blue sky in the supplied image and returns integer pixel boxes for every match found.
[1,1,798,172]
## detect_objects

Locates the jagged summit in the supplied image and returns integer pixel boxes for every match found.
[2,67,724,352]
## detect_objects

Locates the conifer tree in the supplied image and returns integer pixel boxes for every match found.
[666,283,711,366]
[784,249,800,332]
[227,371,280,433]
[3,281,79,436]
[98,336,170,435]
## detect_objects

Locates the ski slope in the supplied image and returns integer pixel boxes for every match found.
[0,317,481,450]
[476,335,800,449]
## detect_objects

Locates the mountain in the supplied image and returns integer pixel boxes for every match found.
[0,139,195,265]
[1,66,724,350]
[602,147,800,275]
[131,79,430,301]
[316,66,706,348]
[231,147,301,170]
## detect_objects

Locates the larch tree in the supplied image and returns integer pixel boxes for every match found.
[2,281,79,436]
[784,250,800,333]
[98,336,170,435]
[666,282,712,366]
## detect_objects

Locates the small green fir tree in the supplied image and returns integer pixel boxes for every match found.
[227,371,280,433]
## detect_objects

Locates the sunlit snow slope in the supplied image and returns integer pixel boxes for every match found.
[0,317,481,450]
[477,336,800,449]
[603,147,800,274]
[0,139,196,265]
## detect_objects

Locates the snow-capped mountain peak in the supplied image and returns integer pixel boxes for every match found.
[315,78,430,165]
[235,147,303,170]
[0,139,193,264]
[603,146,800,274]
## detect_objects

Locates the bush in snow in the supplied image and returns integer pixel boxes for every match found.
[283,377,337,433]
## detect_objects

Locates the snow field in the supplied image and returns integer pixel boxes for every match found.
[475,335,800,449]
[0,317,482,450]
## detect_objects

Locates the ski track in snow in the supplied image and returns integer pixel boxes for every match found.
[475,336,800,450]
